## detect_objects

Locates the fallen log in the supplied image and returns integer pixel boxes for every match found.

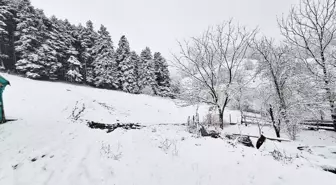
[237,136,254,148]
[225,134,254,148]
[323,166,336,175]
[231,134,291,142]
[87,121,145,133]
[297,146,324,150]
[303,126,335,131]
[301,122,334,127]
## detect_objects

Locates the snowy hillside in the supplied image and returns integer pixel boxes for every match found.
[0,74,336,185]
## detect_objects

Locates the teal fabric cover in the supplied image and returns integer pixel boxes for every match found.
[0,75,9,122]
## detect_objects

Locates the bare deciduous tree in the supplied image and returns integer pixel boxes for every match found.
[252,36,327,139]
[252,37,295,138]
[279,0,336,131]
[172,20,257,128]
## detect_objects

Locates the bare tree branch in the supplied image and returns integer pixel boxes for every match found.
[172,20,257,128]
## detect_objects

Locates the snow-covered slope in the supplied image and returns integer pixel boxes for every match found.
[3,74,211,125]
[0,74,335,185]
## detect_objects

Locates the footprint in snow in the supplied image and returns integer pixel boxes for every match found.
[30,154,49,163]
[12,163,22,170]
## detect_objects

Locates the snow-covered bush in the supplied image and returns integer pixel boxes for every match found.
[270,149,293,164]
[140,85,155,96]
[203,112,219,126]
[26,71,41,79]
[66,70,82,83]
[187,124,198,134]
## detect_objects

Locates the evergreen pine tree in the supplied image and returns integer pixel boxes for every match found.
[35,10,62,80]
[78,20,98,84]
[131,51,142,93]
[0,0,172,96]
[153,52,171,97]
[49,16,78,80]
[1,0,18,70]
[66,55,82,83]
[116,35,130,89]
[91,25,117,88]
[121,51,139,93]
[139,47,156,95]
[0,2,8,35]
[72,23,85,68]
[0,0,10,68]
[15,0,45,78]
[15,5,62,79]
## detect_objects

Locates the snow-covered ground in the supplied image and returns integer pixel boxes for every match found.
[0,74,336,185]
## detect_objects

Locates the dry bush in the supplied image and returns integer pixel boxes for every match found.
[158,138,179,156]
[270,149,293,164]
[203,112,220,126]
[187,124,198,134]
[101,142,123,160]
[282,107,306,140]
[284,122,300,140]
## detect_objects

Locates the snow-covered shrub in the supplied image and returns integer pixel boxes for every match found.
[187,124,197,134]
[284,119,300,140]
[282,104,308,140]
[203,112,219,126]
[169,78,181,98]
[66,70,82,83]
[26,71,41,79]
[270,149,293,164]
[140,85,155,95]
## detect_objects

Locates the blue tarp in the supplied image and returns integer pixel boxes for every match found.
[0,75,10,122]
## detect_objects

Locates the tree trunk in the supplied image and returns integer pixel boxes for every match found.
[240,110,243,125]
[11,26,16,70]
[327,93,336,131]
[275,120,281,138]
[331,110,336,131]
[322,65,336,131]
[327,90,336,131]
[218,107,224,129]
[219,97,229,129]
[268,105,281,138]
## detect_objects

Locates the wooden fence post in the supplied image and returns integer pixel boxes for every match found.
[229,114,231,124]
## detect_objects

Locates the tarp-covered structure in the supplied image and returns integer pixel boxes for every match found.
[0,75,10,122]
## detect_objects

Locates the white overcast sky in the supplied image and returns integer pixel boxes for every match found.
[30,0,300,66]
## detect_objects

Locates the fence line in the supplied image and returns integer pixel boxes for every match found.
[241,115,335,131]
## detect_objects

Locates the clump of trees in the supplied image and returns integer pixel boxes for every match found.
[0,0,172,97]
[174,0,336,137]
[279,0,336,132]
